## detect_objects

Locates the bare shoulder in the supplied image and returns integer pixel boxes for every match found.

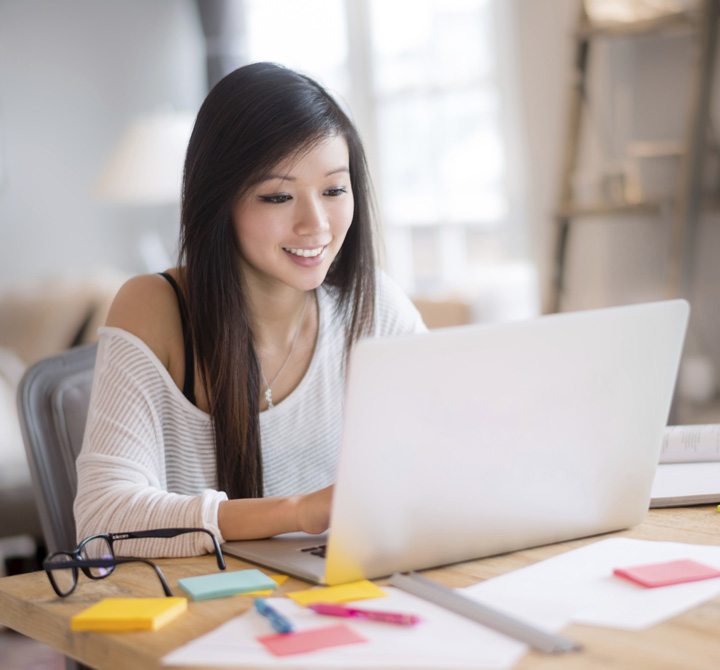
[105,271,183,368]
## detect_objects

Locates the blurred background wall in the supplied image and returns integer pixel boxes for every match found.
[0,0,205,281]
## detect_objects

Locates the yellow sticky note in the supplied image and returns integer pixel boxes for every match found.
[243,574,290,597]
[286,580,386,607]
[71,597,187,632]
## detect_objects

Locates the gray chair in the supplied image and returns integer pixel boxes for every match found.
[16,342,97,670]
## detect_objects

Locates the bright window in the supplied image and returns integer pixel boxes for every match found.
[243,0,531,303]
[368,0,506,227]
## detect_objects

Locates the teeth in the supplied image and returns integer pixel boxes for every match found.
[285,247,324,258]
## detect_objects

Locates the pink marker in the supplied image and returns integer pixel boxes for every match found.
[307,602,422,626]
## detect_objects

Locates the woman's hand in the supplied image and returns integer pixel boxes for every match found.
[294,485,334,535]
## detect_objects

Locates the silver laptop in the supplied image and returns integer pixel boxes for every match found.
[223,299,689,585]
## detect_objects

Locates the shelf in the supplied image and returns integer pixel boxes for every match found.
[556,201,664,219]
[557,192,720,219]
[578,10,700,38]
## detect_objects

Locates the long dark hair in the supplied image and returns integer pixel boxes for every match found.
[179,63,377,500]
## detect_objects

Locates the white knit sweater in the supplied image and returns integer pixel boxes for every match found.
[73,273,426,557]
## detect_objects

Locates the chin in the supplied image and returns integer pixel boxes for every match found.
[294,272,330,292]
[287,259,336,291]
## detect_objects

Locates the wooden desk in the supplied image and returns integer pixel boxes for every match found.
[1,507,720,669]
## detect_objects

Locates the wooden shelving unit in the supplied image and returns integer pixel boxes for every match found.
[547,0,719,313]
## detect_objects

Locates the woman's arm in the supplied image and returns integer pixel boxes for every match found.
[73,326,226,557]
[217,484,333,539]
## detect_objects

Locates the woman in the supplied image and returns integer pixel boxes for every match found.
[74,62,426,558]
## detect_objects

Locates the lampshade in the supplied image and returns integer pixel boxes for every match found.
[92,111,195,205]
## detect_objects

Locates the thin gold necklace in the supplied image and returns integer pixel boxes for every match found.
[259,292,308,409]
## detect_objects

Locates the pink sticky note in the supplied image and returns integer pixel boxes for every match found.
[613,559,720,588]
[258,624,366,656]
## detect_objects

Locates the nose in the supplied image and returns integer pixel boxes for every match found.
[294,195,330,236]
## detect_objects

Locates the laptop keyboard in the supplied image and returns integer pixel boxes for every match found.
[300,544,327,558]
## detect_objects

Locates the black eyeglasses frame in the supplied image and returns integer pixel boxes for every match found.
[43,527,225,598]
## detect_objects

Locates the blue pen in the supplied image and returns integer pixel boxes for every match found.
[255,597,294,634]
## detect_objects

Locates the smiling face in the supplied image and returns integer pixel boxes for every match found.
[232,134,354,295]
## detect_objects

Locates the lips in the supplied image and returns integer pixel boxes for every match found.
[283,246,326,258]
[281,244,330,268]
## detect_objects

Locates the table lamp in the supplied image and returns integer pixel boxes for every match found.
[92,111,195,269]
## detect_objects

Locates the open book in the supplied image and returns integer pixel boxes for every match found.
[651,424,720,507]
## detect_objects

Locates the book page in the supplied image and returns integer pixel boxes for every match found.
[651,462,720,507]
[659,424,720,464]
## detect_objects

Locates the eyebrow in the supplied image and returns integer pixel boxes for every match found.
[256,166,350,184]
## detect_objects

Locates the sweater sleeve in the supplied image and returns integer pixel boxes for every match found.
[374,270,428,337]
[73,329,227,558]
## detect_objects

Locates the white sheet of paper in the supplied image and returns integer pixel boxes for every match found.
[162,587,566,669]
[462,537,720,630]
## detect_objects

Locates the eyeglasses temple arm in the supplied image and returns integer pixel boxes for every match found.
[112,557,175,597]
[151,565,175,597]
[212,536,227,570]
[110,528,196,540]
[110,529,226,570]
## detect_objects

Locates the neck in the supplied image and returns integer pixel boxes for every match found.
[249,285,310,353]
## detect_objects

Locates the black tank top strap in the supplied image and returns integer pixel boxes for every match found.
[157,272,197,406]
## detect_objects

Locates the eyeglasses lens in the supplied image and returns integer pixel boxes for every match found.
[49,553,77,596]
[79,536,114,578]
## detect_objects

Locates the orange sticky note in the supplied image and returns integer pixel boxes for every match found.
[286,580,386,607]
[258,623,366,656]
[243,574,290,597]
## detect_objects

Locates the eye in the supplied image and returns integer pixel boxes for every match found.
[259,194,292,204]
[324,187,348,197]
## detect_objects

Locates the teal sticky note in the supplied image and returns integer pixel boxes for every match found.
[178,569,277,601]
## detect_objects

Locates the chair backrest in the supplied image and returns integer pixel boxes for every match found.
[16,343,97,555]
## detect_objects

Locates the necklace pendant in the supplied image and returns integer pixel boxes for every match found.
[259,292,308,412]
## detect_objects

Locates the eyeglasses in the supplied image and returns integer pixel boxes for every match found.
[44,554,175,597]
[44,527,225,598]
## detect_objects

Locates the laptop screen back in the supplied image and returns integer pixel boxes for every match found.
[324,300,689,584]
